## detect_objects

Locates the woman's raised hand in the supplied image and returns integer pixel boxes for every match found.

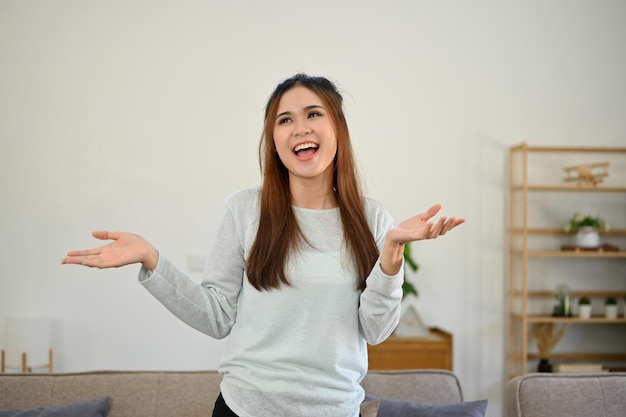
[380,204,465,276]
[388,204,465,245]
[61,231,159,271]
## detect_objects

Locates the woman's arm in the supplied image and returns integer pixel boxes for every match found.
[359,203,465,345]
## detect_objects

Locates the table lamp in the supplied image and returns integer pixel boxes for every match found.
[1,315,53,373]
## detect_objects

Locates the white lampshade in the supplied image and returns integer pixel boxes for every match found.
[3,315,51,367]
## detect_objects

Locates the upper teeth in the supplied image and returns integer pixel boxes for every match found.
[294,143,318,152]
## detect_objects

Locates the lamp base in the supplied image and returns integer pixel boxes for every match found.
[1,349,53,373]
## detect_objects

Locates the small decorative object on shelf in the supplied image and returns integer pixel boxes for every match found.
[563,213,610,249]
[562,162,609,186]
[605,297,618,319]
[532,323,569,373]
[578,296,592,319]
[552,284,572,317]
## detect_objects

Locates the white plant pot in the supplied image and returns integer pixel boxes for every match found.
[575,227,600,248]
[605,305,618,319]
[578,305,592,319]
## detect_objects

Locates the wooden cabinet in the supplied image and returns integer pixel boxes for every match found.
[508,143,626,378]
[368,327,452,371]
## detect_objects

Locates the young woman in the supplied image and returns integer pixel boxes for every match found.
[62,74,464,417]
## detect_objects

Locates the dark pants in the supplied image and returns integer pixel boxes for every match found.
[211,393,362,417]
[212,393,239,417]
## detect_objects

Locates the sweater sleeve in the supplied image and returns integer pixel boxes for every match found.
[138,200,245,339]
[358,201,404,345]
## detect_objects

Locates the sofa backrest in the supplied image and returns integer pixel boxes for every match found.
[0,371,220,417]
[0,369,463,416]
[362,370,463,403]
[505,372,626,417]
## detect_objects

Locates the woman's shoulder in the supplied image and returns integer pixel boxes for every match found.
[226,186,261,201]
[224,186,262,211]
[362,197,394,240]
[363,197,392,218]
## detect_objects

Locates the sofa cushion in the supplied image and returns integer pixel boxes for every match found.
[364,395,487,417]
[0,396,109,417]
[360,400,380,417]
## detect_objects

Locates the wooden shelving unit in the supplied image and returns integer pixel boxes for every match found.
[508,143,626,378]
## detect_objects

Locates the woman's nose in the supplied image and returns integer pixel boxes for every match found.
[294,119,312,136]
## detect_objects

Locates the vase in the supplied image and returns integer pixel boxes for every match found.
[575,226,600,248]
[537,358,552,373]
[605,305,618,320]
[578,304,592,319]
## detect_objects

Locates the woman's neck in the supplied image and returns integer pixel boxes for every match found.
[289,178,337,210]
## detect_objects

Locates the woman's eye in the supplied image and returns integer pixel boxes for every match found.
[277,117,291,125]
[308,112,321,119]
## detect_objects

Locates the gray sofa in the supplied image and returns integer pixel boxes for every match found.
[0,369,463,417]
[505,372,626,417]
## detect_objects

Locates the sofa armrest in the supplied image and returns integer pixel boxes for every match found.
[505,372,626,417]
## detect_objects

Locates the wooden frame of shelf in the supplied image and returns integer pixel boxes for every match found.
[508,143,626,379]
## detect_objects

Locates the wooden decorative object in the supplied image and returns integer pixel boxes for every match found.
[532,323,569,358]
[563,162,609,186]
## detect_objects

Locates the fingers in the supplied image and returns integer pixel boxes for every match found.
[418,204,442,221]
[418,213,466,240]
[433,216,447,235]
[61,255,97,267]
[62,231,115,266]
[65,248,102,257]
[92,231,120,241]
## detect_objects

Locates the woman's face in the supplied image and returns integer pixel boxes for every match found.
[272,85,337,187]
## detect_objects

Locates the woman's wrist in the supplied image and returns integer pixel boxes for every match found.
[142,245,159,271]
[380,241,404,276]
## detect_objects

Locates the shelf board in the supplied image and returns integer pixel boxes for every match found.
[527,352,626,361]
[524,315,626,324]
[510,314,626,324]
[514,290,626,298]
[511,228,626,236]
[510,144,626,153]
[512,250,626,258]
[511,184,626,192]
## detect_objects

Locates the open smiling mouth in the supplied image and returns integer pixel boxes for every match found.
[294,142,319,157]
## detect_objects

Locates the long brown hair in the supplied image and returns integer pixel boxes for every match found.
[246,74,379,291]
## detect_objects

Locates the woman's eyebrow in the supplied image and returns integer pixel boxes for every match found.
[275,105,324,120]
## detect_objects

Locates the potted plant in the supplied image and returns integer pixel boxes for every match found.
[552,284,572,317]
[605,296,618,319]
[564,213,610,248]
[402,243,419,299]
[578,296,592,319]
[394,243,429,337]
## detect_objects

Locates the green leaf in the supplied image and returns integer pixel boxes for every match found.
[402,243,420,298]
[402,279,419,298]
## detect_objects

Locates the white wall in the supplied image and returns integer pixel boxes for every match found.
[1,1,625,416]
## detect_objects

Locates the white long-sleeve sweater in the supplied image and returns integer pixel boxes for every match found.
[138,187,403,417]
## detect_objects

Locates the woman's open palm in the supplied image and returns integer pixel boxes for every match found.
[387,204,465,246]
[62,231,159,270]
